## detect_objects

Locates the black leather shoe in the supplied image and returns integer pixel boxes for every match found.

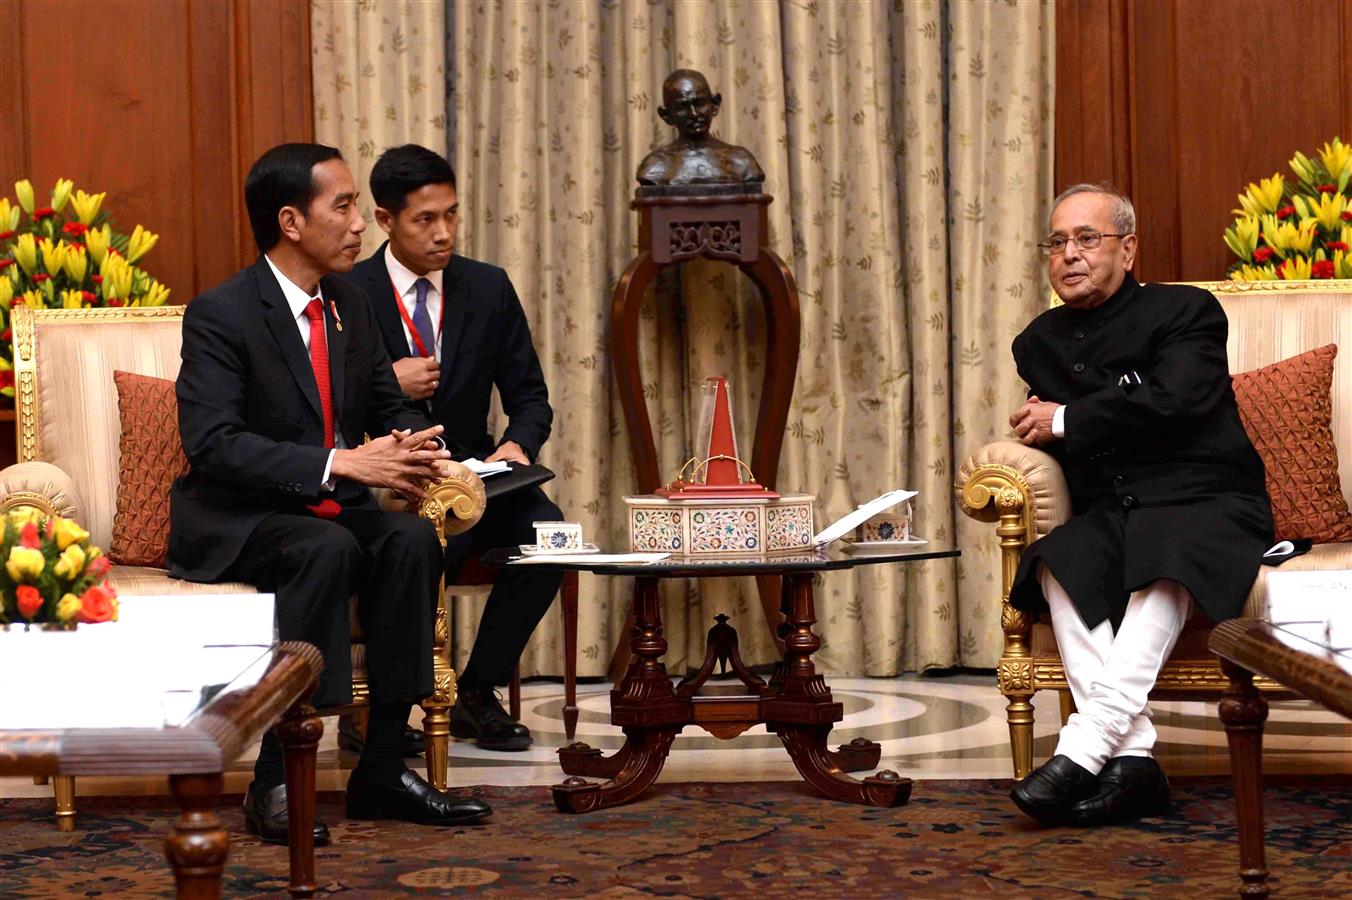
[346,767,492,825]
[450,685,532,751]
[242,781,331,846]
[337,715,426,757]
[1067,756,1170,826]
[1010,754,1100,826]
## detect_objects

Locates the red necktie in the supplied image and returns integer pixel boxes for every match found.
[303,298,341,519]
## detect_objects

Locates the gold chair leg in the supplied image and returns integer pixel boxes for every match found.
[1059,689,1076,726]
[53,775,76,832]
[421,698,451,790]
[1007,695,1035,780]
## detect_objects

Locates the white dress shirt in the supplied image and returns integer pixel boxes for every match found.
[385,244,444,362]
[263,255,341,486]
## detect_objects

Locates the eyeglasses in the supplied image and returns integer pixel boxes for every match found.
[1037,231,1131,255]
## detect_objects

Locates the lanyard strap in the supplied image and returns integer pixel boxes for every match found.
[390,273,445,359]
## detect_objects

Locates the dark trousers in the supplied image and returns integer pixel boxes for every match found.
[221,507,442,708]
[447,485,564,688]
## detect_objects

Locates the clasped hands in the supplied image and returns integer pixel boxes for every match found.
[330,424,451,501]
[1009,395,1062,446]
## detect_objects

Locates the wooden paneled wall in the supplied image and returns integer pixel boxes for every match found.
[0,0,313,303]
[1057,0,1352,282]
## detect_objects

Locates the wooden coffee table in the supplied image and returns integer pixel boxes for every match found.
[1209,617,1352,899]
[0,639,324,899]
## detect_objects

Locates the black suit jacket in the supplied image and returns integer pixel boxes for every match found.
[168,257,433,581]
[343,245,553,461]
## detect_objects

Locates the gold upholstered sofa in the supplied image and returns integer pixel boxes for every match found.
[956,280,1352,779]
[2,304,486,822]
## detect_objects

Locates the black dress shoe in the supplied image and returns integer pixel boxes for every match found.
[1010,754,1100,826]
[242,781,332,846]
[346,767,492,825]
[1067,756,1170,826]
[450,685,532,752]
[337,715,426,757]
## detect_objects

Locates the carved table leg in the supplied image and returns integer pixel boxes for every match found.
[562,569,580,741]
[1218,658,1270,899]
[53,775,76,832]
[766,574,911,807]
[277,702,323,898]
[553,578,683,812]
[166,772,227,900]
[830,737,883,773]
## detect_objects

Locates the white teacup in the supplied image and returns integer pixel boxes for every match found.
[534,521,583,551]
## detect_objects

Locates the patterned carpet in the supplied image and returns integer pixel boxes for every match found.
[1,777,1348,897]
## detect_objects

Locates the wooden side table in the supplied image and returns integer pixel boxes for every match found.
[1209,618,1352,899]
[0,640,324,899]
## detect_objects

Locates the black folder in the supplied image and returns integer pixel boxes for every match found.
[481,463,556,501]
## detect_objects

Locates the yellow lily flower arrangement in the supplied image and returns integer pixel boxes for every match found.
[0,178,171,400]
[1226,136,1352,282]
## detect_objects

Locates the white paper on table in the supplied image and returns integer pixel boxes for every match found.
[509,552,671,565]
[1265,570,1351,634]
[811,489,918,547]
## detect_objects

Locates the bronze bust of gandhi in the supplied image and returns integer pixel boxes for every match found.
[637,69,765,187]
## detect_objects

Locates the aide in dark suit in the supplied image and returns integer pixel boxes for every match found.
[342,144,561,752]
[169,143,490,841]
[1004,185,1273,828]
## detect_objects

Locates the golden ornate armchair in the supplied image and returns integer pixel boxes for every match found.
[956,280,1352,779]
[5,304,486,826]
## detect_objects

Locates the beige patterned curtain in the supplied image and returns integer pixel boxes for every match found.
[317,0,1054,677]
[311,0,447,259]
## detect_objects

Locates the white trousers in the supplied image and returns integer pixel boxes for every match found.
[1039,562,1191,774]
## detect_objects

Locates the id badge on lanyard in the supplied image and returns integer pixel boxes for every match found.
[391,275,443,359]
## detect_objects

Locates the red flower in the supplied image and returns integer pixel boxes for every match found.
[109,298,124,307]
[20,521,40,549]
[0,371,12,391]
[1312,259,1336,279]
[85,555,111,580]
[1327,241,1349,252]
[1276,205,1296,220]
[0,231,13,241]
[16,584,43,619]
[32,207,55,220]
[81,291,96,304]
[1343,211,1352,221]
[77,584,117,623]
[61,222,88,237]
[0,258,12,270]
[31,273,49,283]
[3,329,12,343]
[91,275,103,284]
[1276,259,1288,276]
[1252,247,1274,264]
[1318,184,1338,194]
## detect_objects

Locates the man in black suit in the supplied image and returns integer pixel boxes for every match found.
[343,144,562,752]
[169,143,491,843]
[1005,185,1273,827]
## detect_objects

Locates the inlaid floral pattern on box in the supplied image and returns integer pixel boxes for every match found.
[690,508,761,553]
[631,507,684,551]
[765,503,813,551]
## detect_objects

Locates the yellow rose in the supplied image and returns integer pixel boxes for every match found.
[6,546,46,582]
[55,593,81,622]
[53,517,89,550]
[53,544,86,579]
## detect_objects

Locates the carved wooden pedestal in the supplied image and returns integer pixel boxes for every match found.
[553,572,911,813]
[610,189,801,657]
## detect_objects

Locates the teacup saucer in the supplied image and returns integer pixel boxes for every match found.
[840,538,928,554]
[519,542,601,556]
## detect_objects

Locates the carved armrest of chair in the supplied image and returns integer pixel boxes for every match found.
[954,440,1072,660]
[0,461,87,521]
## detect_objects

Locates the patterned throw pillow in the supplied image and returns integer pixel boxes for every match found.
[111,371,189,567]
[1231,344,1352,544]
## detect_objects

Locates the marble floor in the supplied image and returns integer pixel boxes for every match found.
[3,672,1349,802]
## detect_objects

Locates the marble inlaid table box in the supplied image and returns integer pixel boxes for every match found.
[625,493,815,556]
